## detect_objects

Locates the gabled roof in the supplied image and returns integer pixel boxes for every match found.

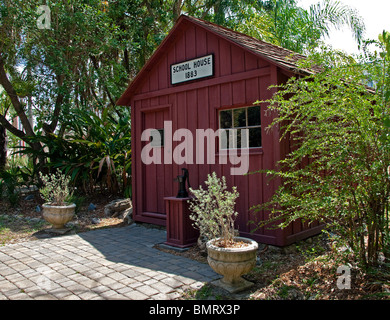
[184,16,314,74]
[117,15,316,106]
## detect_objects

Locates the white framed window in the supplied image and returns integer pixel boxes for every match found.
[219,105,261,149]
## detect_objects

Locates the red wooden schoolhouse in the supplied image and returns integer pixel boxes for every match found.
[117,15,323,246]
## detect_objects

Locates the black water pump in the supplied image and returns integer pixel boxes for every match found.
[175,168,190,198]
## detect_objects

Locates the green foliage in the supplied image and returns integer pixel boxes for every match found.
[374,31,390,264]
[189,172,239,247]
[67,193,86,215]
[0,0,367,205]
[63,107,131,196]
[234,0,365,54]
[0,156,34,206]
[19,107,131,196]
[0,170,19,207]
[251,37,390,269]
[0,0,154,154]
[39,170,73,206]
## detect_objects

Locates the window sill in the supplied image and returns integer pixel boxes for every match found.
[216,147,263,156]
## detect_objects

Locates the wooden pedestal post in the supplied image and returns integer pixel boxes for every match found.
[164,197,199,248]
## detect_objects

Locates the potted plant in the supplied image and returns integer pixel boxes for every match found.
[39,171,76,230]
[188,172,258,293]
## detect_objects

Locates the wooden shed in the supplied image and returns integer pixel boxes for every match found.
[117,15,323,246]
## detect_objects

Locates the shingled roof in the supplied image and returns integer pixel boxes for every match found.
[184,15,317,74]
[117,15,318,105]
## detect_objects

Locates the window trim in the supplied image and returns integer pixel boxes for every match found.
[218,105,262,150]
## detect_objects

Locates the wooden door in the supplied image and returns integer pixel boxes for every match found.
[141,107,170,218]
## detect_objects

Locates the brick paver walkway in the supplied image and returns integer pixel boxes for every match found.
[0,224,218,300]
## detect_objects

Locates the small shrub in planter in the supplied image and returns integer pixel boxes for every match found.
[189,172,239,248]
[39,171,75,229]
[189,172,258,293]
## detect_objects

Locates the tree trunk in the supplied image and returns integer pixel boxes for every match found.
[0,124,6,171]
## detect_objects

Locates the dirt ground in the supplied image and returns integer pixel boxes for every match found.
[155,233,390,300]
[0,191,126,244]
[1,192,389,300]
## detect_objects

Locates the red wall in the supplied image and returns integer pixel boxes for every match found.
[130,23,322,246]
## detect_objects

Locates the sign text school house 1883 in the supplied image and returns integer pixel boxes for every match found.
[171,54,213,85]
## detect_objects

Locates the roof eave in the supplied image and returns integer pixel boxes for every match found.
[116,15,317,106]
[116,15,190,106]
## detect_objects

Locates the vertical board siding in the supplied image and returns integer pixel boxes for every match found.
[197,86,211,186]
[186,89,199,188]
[133,26,276,242]
[219,39,232,77]
[130,23,321,245]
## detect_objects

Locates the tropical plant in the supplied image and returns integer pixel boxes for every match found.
[167,0,366,55]
[0,170,20,207]
[254,0,365,53]
[62,107,132,196]
[0,0,146,167]
[0,156,34,206]
[189,172,239,247]
[19,107,131,196]
[251,37,390,269]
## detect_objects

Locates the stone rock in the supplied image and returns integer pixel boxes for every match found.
[121,207,133,224]
[29,217,42,223]
[104,199,133,223]
[104,207,111,216]
[24,194,34,201]
[88,203,96,211]
[105,199,132,215]
[91,217,101,224]
[197,236,208,252]
[67,221,79,228]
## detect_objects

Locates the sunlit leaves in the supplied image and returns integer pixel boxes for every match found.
[252,44,390,268]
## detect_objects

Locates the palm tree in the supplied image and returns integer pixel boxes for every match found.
[175,0,365,54]
[256,0,365,53]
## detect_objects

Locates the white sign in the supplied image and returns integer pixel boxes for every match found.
[171,54,213,85]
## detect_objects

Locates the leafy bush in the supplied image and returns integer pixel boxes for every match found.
[20,107,131,197]
[189,172,239,247]
[251,43,390,269]
[0,170,20,207]
[0,157,34,207]
[39,170,73,206]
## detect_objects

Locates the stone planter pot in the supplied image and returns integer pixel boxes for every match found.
[206,236,258,293]
[42,203,76,229]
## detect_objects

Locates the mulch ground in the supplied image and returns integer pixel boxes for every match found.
[0,191,126,244]
[156,233,390,300]
[1,192,389,300]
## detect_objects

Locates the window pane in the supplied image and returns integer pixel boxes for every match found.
[249,127,262,148]
[220,110,232,128]
[248,106,261,126]
[237,129,249,148]
[219,107,262,149]
[233,129,240,149]
[233,108,246,128]
[150,129,164,147]
[219,129,229,149]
